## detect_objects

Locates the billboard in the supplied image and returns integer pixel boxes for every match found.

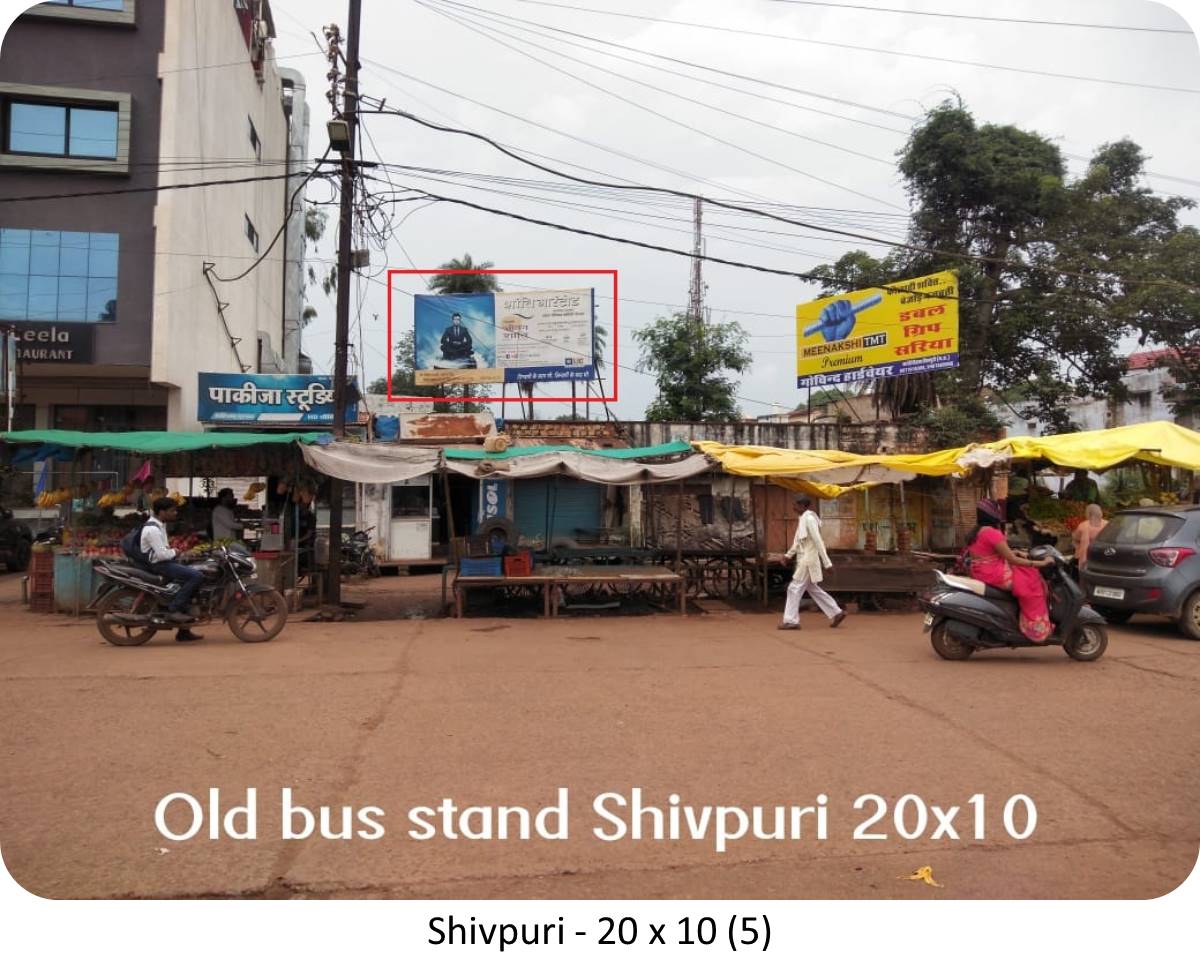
[413,288,595,386]
[795,271,958,389]
[198,373,358,425]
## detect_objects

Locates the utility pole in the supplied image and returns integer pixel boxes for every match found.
[326,0,361,609]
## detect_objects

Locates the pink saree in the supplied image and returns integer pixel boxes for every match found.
[966,526,1052,642]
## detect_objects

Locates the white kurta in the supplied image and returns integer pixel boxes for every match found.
[785,509,833,583]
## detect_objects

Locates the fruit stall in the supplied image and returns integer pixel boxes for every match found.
[0,429,330,614]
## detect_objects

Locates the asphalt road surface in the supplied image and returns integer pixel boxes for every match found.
[1,574,1196,899]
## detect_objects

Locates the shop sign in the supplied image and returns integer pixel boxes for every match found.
[198,373,358,425]
[10,323,95,364]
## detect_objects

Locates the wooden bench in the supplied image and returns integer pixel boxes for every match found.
[453,565,687,619]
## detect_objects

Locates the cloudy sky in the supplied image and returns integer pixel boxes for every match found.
[269,0,1200,417]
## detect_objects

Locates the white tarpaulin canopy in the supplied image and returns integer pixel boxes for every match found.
[300,442,440,483]
[443,451,715,485]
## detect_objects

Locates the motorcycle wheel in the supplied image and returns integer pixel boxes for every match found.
[226,588,288,643]
[96,587,158,647]
[1065,623,1108,661]
[931,620,976,660]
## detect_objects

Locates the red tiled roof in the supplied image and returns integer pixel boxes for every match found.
[1127,348,1194,371]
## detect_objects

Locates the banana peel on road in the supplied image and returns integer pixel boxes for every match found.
[902,863,945,887]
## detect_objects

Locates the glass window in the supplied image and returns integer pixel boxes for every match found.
[68,107,118,158]
[0,227,119,322]
[42,1,125,9]
[1097,514,1182,546]
[7,103,65,155]
[244,214,259,252]
[391,485,430,519]
[5,100,118,159]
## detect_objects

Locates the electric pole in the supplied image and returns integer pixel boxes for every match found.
[327,0,362,609]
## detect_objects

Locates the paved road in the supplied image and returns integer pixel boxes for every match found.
[1,575,1196,899]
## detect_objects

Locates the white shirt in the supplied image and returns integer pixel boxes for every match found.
[139,516,177,564]
[212,503,243,541]
[785,509,833,583]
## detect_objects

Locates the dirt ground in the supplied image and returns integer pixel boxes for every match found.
[0,569,1197,900]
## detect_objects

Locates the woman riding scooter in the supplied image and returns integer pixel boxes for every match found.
[963,499,1055,643]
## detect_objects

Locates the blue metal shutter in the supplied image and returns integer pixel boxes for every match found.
[513,478,603,548]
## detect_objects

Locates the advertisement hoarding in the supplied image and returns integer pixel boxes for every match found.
[198,373,358,425]
[795,271,959,389]
[413,288,595,386]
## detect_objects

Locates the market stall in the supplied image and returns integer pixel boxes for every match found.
[0,429,329,613]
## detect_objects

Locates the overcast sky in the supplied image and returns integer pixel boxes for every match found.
[270,0,1200,418]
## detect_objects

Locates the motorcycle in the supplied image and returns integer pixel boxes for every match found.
[88,545,288,646]
[341,525,380,577]
[918,545,1108,661]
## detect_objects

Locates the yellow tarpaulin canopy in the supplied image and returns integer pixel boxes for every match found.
[956,421,1200,472]
[695,421,1200,498]
[693,441,967,484]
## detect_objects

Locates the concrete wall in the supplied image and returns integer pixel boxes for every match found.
[152,0,294,428]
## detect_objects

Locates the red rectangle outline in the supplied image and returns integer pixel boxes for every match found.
[386,269,618,403]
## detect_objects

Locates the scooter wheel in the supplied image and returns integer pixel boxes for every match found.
[1065,623,1108,661]
[931,620,976,660]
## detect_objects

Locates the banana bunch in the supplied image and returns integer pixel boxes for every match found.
[1158,491,1181,505]
[35,488,73,508]
[244,481,267,500]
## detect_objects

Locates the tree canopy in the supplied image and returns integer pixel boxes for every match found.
[634,313,752,422]
[805,100,1197,431]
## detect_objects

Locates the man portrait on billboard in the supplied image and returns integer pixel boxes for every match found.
[413,293,496,374]
[439,312,475,365]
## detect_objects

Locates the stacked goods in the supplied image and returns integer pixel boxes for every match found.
[29,545,55,612]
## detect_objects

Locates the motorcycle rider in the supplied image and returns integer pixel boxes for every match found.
[140,497,204,642]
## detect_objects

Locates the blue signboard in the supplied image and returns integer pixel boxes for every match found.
[476,477,508,531]
[198,373,358,425]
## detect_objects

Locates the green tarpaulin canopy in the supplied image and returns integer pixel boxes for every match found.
[0,429,329,453]
[443,440,694,460]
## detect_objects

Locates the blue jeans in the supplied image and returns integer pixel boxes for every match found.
[154,560,203,613]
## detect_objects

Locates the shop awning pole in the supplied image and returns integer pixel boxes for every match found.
[675,480,683,575]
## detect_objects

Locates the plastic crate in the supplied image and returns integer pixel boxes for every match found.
[459,556,503,577]
[503,549,534,577]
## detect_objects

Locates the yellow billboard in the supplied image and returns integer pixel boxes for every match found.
[796,270,958,388]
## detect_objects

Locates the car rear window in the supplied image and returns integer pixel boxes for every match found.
[1095,513,1183,546]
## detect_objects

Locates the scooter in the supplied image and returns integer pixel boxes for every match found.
[918,545,1108,661]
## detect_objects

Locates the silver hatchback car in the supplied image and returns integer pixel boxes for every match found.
[1081,505,1200,639]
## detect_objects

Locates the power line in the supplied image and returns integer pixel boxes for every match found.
[362,106,1198,293]
[0,168,337,204]
[482,0,1200,92]
[421,0,913,120]
[418,0,898,169]
[760,0,1193,34]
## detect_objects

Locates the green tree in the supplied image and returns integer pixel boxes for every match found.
[428,253,498,294]
[634,313,751,421]
[367,331,483,412]
[806,101,1195,431]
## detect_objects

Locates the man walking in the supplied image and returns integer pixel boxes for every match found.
[778,494,846,630]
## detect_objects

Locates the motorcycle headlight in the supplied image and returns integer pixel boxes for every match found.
[244,555,257,573]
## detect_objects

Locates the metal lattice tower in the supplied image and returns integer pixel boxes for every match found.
[687,198,705,325]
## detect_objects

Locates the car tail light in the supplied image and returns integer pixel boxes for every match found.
[1149,547,1196,568]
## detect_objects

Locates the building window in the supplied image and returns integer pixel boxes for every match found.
[4,99,119,159]
[244,215,259,252]
[248,116,260,160]
[26,0,135,26]
[0,229,118,322]
[42,0,125,9]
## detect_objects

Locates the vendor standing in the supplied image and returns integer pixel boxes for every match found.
[1061,469,1100,503]
[211,488,243,542]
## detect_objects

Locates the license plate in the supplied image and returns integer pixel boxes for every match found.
[1093,586,1125,600]
[923,613,934,627]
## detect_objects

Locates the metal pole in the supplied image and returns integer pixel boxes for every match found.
[749,476,762,606]
[326,0,362,608]
[674,480,683,574]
